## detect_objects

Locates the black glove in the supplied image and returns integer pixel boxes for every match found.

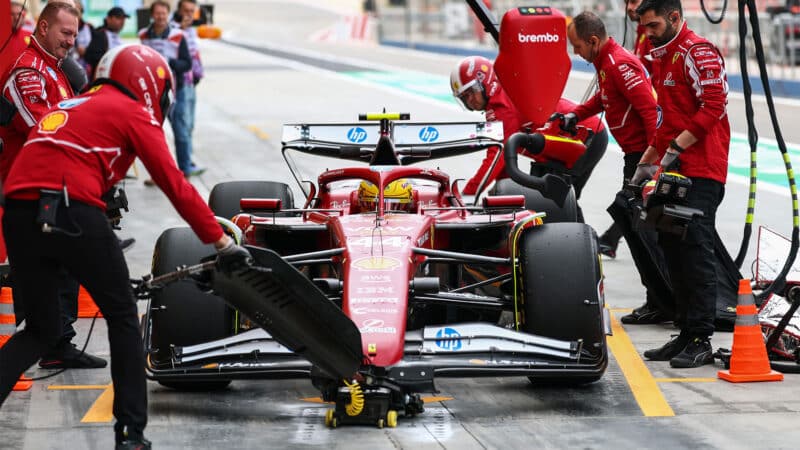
[559,112,578,133]
[630,163,658,186]
[216,241,252,275]
[660,150,681,172]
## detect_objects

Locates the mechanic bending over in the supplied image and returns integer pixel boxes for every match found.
[0,1,109,369]
[597,0,654,259]
[632,0,730,368]
[0,45,250,450]
[449,56,608,222]
[564,12,672,326]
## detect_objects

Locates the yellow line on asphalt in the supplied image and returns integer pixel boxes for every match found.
[48,385,109,390]
[80,384,114,423]
[606,311,675,417]
[654,378,718,383]
[246,125,270,141]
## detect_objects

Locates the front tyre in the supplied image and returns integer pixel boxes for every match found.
[148,227,234,391]
[518,223,607,384]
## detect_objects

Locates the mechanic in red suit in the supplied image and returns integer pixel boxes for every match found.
[564,11,672,326]
[633,0,730,368]
[450,56,608,222]
[1,1,33,76]
[0,44,251,449]
[0,1,113,370]
[629,0,654,73]
[596,0,656,260]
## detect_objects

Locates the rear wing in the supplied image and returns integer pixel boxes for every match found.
[281,121,503,165]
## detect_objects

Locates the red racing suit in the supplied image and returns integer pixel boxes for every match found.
[572,37,657,155]
[0,27,31,75]
[3,85,223,243]
[462,86,530,195]
[634,24,653,74]
[0,36,74,180]
[648,22,730,184]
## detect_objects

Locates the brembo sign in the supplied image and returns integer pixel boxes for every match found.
[517,32,559,43]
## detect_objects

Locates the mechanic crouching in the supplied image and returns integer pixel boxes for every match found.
[449,56,608,222]
[0,44,250,449]
[632,0,730,368]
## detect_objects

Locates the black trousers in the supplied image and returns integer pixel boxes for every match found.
[659,178,724,337]
[0,199,146,440]
[12,268,80,346]
[601,152,646,244]
[602,152,665,307]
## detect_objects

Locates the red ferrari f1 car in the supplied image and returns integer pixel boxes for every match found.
[139,111,610,428]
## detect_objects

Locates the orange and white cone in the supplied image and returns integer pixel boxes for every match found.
[718,279,784,383]
[0,287,33,391]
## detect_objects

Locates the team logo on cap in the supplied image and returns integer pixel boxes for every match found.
[39,111,69,134]
[156,66,166,79]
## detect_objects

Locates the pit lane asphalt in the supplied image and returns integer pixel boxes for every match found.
[4,1,800,448]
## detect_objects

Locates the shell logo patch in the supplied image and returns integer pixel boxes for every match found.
[156,66,166,79]
[39,111,69,134]
[24,35,30,46]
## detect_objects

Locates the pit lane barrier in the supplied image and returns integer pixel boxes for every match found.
[0,286,33,391]
[309,13,375,43]
[718,279,784,383]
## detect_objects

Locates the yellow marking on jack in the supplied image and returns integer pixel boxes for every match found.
[247,125,270,141]
[608,307,634,313]
[48,385,109,390]
[80,384,114,423]
[606,311,675,417]
[654,378,718,383]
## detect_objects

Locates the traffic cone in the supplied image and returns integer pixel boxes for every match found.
[77,285,102,318]
[0,287,33,391]
[718,279,784,383]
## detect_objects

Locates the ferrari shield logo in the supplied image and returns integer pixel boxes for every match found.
[38,111,69,134]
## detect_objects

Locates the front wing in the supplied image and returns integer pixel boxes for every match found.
[145,323,607,387]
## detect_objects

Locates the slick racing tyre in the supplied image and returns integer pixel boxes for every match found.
[492,178,578,223]
[209,181,295,219]
[518,223,607,385]
[149,227,233,391]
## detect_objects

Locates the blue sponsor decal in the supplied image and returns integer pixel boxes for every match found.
[419,126,439,143]
[656,105,663,129]
[435,327,462,351]
[347,127,368,143]
[57,98,89,109]
[46,66,58,81]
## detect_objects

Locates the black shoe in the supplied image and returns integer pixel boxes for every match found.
[118,237,136,252]
[39,344,107,369]
[116,438,152,450]
[670,337,714,368]
[643,334,689,361]
[620,303,670,324]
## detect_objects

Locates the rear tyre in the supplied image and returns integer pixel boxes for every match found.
[518,223,606,385]
[149,227,234,391]
[492,178,578,223]
[208,181,294,219]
